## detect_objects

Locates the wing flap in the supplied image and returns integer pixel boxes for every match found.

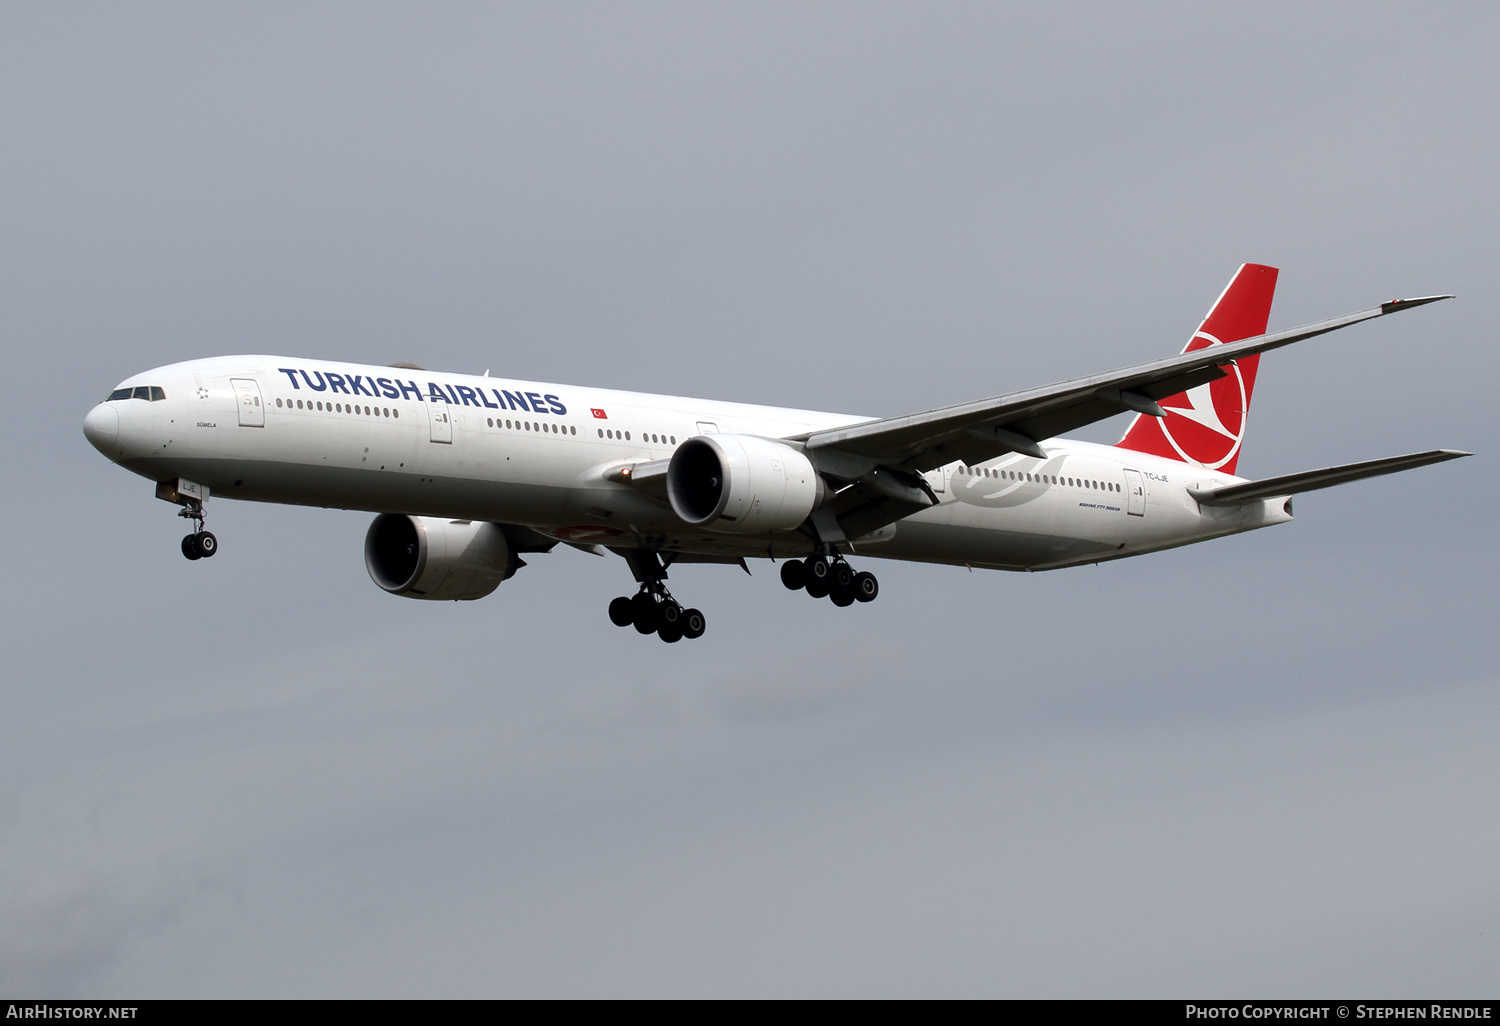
[1188,449,1470,506]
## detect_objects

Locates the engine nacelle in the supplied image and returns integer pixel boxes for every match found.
[364,514,513,600]
[666,434,827,534]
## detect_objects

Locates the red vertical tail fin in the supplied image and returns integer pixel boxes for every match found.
[1115,263,1278,475]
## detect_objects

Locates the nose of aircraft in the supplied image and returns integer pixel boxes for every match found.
[82,403,119,454]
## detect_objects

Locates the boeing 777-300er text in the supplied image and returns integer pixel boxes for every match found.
[83,264,1468,642]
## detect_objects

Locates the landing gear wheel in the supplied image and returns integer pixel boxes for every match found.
[631,592,658,634]
[780,560,807,591]
[658,622,683,643]
[805,558,831,599]
[181,534,201,560]
[830,581,856,607]
[853,571,879,603]
[195,531,217,558]
[681,608,706,640]
[659,599,682,628]
[608,596,635,627]
[833,562,854,590]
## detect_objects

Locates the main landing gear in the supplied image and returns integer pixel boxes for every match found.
[608,550,706,643]
[178,502,218,561]
[780,553,878,607]
[608,588,706,643]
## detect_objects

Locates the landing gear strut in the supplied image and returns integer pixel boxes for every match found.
[781,551,877,606]
[177,500,217,560]
[608,550,706,642]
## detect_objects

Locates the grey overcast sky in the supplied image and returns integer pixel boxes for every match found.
[1,2,1497,997]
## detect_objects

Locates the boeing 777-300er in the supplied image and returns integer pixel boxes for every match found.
[83,264,1468,642]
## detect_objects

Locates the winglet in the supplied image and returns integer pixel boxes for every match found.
[1380,295,1454,315]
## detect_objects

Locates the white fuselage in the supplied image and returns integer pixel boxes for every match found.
[84,356,1292,572]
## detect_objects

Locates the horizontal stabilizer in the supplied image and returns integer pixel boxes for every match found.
[1188,449,1471,506]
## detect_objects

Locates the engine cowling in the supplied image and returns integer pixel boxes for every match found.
[364,514,513,600]
[666,434,827,534]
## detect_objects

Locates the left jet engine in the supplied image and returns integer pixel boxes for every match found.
[365,514,513,600]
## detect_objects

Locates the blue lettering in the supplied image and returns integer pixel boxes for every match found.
[444,385,459,404]
[525,392,547,414]
[278,368,301,389]
[455,385,479,407]
[427,382,449,402]
[300,370,328,392]
[377,377,401,399]
[501,390,530,412]
[544,394,567,415]
[349,375,374,397]
[397,379,422,401]
[480,388,500,409]
[325,372,351,395]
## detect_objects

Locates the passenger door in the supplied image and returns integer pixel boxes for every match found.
[428,400,452,443]
[231,378,265,427]
[1124,468,1146,516]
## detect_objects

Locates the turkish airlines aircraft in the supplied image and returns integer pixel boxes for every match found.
[83,265,1467,642]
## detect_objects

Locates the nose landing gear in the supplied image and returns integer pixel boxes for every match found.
[177,501,217,560]
[157,479,219,561]
[781,553,877,607]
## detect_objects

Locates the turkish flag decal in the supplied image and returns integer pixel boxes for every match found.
[591,408,608,419]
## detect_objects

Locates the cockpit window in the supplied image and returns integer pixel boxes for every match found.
[107,386,166,402]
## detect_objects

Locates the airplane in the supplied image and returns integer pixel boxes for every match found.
[82,264,1468,642]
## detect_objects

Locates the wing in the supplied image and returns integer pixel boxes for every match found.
[799,295,1451,475]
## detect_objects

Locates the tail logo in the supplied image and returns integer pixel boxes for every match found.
[1155,332,1248,471]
